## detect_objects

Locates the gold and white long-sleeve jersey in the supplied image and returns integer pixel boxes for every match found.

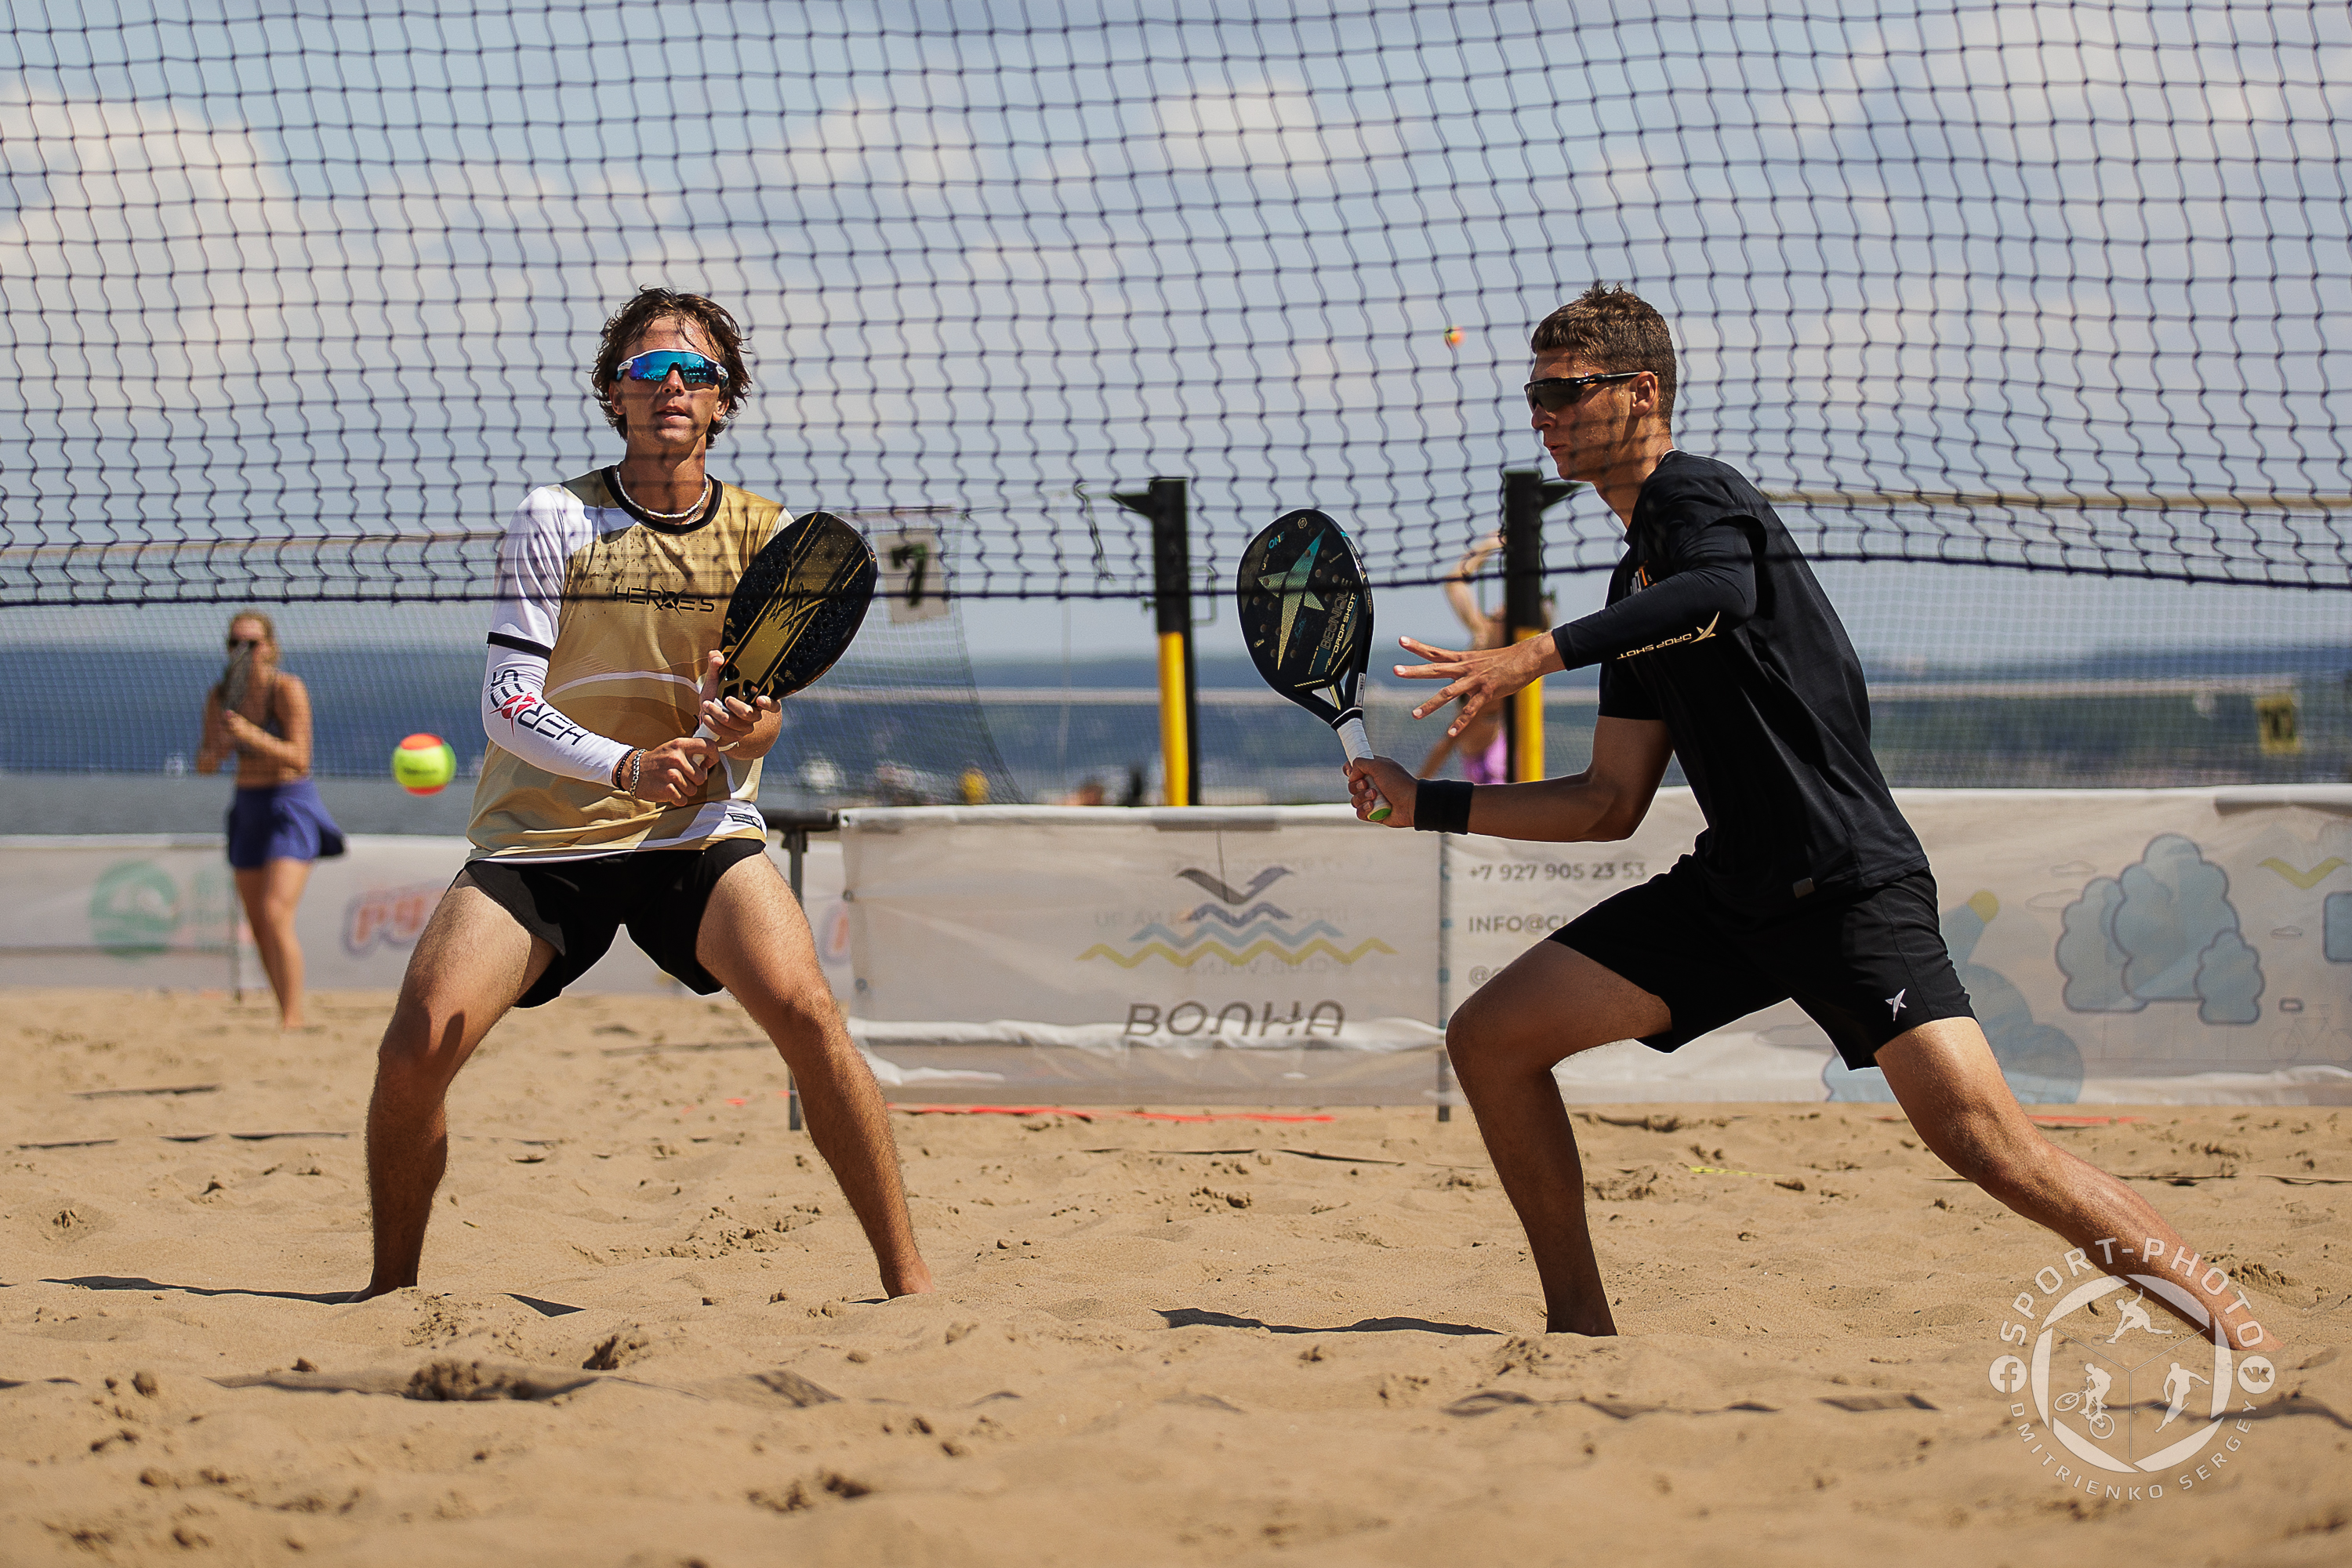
[468,469,784,862]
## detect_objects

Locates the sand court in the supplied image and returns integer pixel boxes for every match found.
[2,987,2347,1566]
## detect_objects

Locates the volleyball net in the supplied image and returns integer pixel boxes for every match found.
[1,2,2346,796]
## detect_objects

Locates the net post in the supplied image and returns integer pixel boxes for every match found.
[1500,470,1580,783]
[1116,477,1196,806]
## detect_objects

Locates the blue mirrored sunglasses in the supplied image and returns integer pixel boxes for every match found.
[614,348,729,387]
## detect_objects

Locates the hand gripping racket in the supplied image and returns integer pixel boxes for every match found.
[695,510,877,742]
[1236,507,1389,821]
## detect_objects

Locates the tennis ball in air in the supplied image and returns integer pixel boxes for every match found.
[1444,325,1465,347]
[393,732,456,795]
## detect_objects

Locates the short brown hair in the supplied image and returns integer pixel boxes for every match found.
[1530,284,1677,423]
[591,289,752,444]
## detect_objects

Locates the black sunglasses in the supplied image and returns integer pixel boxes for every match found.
[1524,371,1642,413]
[226,637,263,651]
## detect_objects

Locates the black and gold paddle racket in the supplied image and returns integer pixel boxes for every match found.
[695,510,877,739]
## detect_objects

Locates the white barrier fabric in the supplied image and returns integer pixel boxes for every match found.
[0,834,852,1002]
[0,835,241,990]
[10,788,2348,1105]
[840,807,1444,1103]
[1446,787,2352,1106]
[838,791,2350,1106]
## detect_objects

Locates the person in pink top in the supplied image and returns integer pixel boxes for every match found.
[1421,703,1508,782]
[1417,535,1519,784]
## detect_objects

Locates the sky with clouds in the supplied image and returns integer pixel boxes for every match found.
[1,0,2345,658]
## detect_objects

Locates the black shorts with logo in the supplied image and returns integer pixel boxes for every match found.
[457,837,768,1008]
[1549,861,1973,1069]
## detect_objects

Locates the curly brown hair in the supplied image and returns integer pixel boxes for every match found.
[1530,284,1677,423]
[591,288,752,444]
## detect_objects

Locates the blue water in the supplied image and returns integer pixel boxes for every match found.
[4,642,2343,831]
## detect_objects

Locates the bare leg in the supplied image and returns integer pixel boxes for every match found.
[695,853,934,1298]
[1878,1018,2283,1352]
[357,881,550,1299]
[1445,941,1672,1336]
[235,858,314,1028]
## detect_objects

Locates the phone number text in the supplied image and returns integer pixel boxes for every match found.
[1462,859,1647,883]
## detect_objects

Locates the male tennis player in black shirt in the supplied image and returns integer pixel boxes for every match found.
[1346,284,2279,1350]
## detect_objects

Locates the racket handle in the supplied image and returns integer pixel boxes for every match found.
[690,720,739,753]
[1335,715,1392,822]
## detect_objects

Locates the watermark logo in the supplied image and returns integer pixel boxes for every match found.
[1991,1240,2274,1501]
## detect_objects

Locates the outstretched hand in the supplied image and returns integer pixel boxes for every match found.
[695,650,782,760]
[1345,757,1415,827]
[1394,633,1561,735]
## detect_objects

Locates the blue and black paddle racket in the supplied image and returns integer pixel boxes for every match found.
[1236,507,1390,821]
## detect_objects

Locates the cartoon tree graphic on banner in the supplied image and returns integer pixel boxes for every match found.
[2056,834,2263,1025]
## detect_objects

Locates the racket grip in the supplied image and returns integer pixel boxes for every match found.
[1335,715,1392,822]
[691,720,739,753]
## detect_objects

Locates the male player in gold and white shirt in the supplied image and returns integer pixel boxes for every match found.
[350,289,931,1303]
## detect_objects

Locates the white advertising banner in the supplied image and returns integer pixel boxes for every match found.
[0,835,241,990]
[0,834,850,1001]
[1445,787,2352,1106]
[11,789,2346,1105]
[840,806,1443,1102]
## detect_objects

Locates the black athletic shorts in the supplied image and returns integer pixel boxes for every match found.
[457,837,769,1008]
[1549,862,1973,1069]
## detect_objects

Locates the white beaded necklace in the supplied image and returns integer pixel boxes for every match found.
[614,471,712,522]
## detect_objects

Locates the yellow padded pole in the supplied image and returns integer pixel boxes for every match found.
[1511,627,1544,783]
[1157,630,1191,807]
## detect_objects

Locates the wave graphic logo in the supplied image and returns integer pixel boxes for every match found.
[1078,865,1396,970]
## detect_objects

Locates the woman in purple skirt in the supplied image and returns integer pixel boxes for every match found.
[197,612,344,1028]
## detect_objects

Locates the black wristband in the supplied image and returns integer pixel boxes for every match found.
[1414,778,1474,834]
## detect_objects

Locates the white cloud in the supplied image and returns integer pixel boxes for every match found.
[743,96,992,207]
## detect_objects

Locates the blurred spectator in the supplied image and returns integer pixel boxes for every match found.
[196,610,343,1029]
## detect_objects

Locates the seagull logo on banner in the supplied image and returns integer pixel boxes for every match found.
[1176,866,1292,906]
[1271,534,1325,666]
[1077,865,1395,970]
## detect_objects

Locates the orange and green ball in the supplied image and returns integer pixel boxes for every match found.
[392,732,456,795]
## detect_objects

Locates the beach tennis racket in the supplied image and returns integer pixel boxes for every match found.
[695,510,877,740]
[220,644,253,713]
[1237,508,1389,821]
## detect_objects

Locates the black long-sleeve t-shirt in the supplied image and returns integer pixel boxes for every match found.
[1548,450,1926,921]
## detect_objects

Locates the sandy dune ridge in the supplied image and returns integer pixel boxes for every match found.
[2,988,2347,1566]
